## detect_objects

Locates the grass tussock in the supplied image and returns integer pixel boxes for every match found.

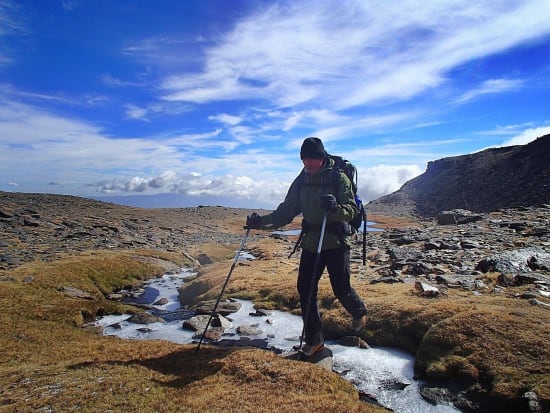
[0,248,386,412]
[179,237,550,410]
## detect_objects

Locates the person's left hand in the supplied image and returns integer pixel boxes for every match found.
[245,212,262,229]
[320,193,338,212]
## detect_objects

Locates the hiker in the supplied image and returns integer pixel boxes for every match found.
[245,137,367,357]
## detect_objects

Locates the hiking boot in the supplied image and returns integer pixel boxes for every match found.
[352,314,367,333]
[301,343,324,357]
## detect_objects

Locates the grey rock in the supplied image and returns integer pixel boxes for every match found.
[127,313,165,324]
[414,281,440,298]
[153,297,169,306]
[195,300,242,316]
[236,324,263,336]
[339,335,369,348]
[182,314,211,332]
[476,247,550,274]
[437,209,484,225]
[197,254,213,265]
[58,286,95,300]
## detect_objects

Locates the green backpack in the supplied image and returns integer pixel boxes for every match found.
[290,154,368,264]
[327,154,366,232]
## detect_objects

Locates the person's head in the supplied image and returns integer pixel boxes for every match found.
[300,137,326,175]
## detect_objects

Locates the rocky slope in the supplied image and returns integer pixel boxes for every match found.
[367,135,550,217]
[0,191,267,270]
[1,190,550,412]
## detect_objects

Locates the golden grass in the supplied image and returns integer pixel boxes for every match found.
[2,231,549,412]
[179,237,550,410]
[0,248,385,412]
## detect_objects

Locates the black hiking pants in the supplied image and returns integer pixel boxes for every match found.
[297,246,367,346]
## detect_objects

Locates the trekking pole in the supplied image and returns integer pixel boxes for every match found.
[362,207,367,266]
[195,228,251,354]
[297,212,327,354]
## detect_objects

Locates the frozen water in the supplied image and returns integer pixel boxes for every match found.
[95,268,461,412]
[332,345,459,412]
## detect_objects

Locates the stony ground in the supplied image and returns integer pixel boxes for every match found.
[0,191,269,269]
[1,191,549,412]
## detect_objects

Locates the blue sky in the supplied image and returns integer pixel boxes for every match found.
[1,0,550,209]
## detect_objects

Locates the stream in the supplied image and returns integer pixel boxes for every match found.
[94,267,461,413]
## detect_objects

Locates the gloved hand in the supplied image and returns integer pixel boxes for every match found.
[320,193,338,212]
[245,212,262,229]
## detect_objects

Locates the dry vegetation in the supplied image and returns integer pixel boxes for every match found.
[179,222,550,412]
[1,210,549,412]
[0,248,382,412]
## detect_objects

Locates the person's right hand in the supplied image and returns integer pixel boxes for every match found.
[320,193,338,212]
[245,212,262,229]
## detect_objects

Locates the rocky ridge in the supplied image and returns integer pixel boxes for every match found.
[367,135,550,218]
[0,191,263,270]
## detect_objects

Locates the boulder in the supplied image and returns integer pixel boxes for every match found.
[476,247,550,274]
[195,300,242,316]
[414,281,440,298]
[153,297,169,306]
[127,312,165,324]
[339,335,369,349]
[437,209,483,225]
[197,254,213,265]
[236,324,263,336]
[182,314,211,332]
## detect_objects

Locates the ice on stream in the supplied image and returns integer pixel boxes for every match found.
[94,267,460,413]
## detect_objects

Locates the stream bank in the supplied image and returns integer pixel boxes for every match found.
[95,268,461,413]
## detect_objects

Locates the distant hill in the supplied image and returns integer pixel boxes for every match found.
[367,135,550,218]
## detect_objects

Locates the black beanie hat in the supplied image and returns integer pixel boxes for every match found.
[300,137,326,160]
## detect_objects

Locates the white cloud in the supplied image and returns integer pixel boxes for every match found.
[501,126,550,146]
[453,78,524,104]
[209,113,242,126]
[101,73,143,87]
[3,1,550,208]
[94,170,291,208]
[477,122,538,136]
[0,101,185,183]
[125,104,149,121]
[358,164,424,202]
[157,0,550,113]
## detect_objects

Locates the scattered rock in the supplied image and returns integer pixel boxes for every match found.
[523,391,543,413]
[211,314,232,330]
[193,327,224,341]
[137,327,153,333]
[197,254,213,265]
[182,314,211,332]
[58,286,95,300]
[249,308,271,317]
[153,297,169,306]
[195,300,242,316]
[476,247,550,274]
[127,313,165,324]
[339,335,369,348]
[236,324,263,336]
[437,209,484,225]
[414,282,440,298]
